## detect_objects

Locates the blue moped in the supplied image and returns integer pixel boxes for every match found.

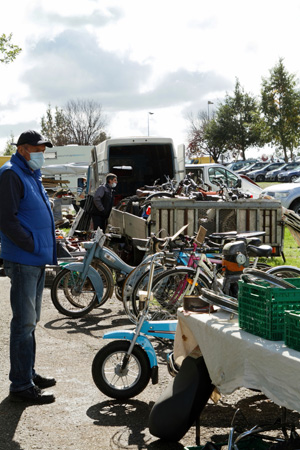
[91,253,178,399]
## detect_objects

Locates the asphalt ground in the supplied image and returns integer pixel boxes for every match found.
[1,275,300,450]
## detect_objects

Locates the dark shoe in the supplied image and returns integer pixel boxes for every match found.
[9,386,55,404]
[33,374,56,389]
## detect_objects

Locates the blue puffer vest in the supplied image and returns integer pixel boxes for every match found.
[0,153,57,266]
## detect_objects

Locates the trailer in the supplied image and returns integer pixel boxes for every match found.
[109,197,284,257]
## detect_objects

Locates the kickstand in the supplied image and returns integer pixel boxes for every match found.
[195,416,200,446]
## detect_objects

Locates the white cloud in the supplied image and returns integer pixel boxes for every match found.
[1,0,300,154]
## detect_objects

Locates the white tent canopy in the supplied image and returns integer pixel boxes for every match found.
[42,162,89,176]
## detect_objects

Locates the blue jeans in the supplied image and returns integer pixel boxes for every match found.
[4,261,45,392]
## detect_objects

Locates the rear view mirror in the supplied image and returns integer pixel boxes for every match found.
[235,178,242,188]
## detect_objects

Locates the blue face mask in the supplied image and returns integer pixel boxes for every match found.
[25,151,45,171]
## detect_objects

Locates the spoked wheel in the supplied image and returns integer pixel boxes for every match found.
[242,268,297,289]
[114,285,123,302]
[250,262,272,271]
[92,261,114,308]
[92,340,151,399]
[51,263,113,318]
[266,265,300,279]
[121,263,165,323]
[131,267,211,320]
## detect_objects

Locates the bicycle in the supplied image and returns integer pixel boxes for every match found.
[129,232,274,321]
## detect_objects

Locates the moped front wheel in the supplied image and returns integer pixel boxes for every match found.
[92,340,151,399]
[51,268,98,317]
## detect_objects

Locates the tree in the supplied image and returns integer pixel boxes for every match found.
[186,110,227,163]
[0,33,21,64]
[41,105,70,146]
[3,133,15,155]
[261,58,300,162]
[187,80,266,163]
[211,79,266,160]
[64,99,108,146]
[41,100,109,146]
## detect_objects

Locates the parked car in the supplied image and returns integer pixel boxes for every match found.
[226,159,257,172]
[260,183,300,214]
[247,162,286,182]
[265,162,300,182]
[277,165,300,182]
[234,161,257,174]
[237,161,269,176]
[185,163,262,198]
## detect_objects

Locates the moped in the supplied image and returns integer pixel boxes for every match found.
[50,226,191,319]
[90,230,280,400]
[91,252,179,399]
[50,228,137,318]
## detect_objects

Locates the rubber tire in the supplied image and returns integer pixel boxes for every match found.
[200,288,238,314]
[256,174,265,182]
[243,268,297,289]
[131,267,211,319]
[250,262,272,271]
[92,340,151,400]
[266,265,300,279]
[51,263,113,317]
[290,199,300,215]
[92,261,114,307]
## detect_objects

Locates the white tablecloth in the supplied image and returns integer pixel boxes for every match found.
[174,308,300,413]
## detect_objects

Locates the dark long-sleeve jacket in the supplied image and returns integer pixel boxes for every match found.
[92,183,114,218]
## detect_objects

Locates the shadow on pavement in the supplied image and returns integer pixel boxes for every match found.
[86,399,185,449]
[44,307,131,337]
[0,397,27,450]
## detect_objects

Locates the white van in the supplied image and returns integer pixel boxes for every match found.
[185,163,262,198]
[89,136,185,203]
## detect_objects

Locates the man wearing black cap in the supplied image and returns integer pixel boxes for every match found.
[0,130,57,404]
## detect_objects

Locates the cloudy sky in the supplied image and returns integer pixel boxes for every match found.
[0,0,300,153]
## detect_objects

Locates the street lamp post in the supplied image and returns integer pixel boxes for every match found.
[207,101,214,120]
[148,112,154,136]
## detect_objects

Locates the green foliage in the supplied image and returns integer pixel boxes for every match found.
[267,227,300,267]
[41,104,70,146]
[261,58,300,162]
[0,33,21,64]
[187,80,266,162]
[3,132,15,155]
[209,79,266,160]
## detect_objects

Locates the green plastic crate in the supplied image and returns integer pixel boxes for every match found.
[284,309,300,351]
[238,278,300,340]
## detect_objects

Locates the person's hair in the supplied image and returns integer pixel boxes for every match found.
[106,173,117,183]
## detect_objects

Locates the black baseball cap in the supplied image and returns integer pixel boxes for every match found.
[13,130,53,148]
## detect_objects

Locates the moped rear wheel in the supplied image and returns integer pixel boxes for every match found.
[51,263,113,317]
[92,340,151,399]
